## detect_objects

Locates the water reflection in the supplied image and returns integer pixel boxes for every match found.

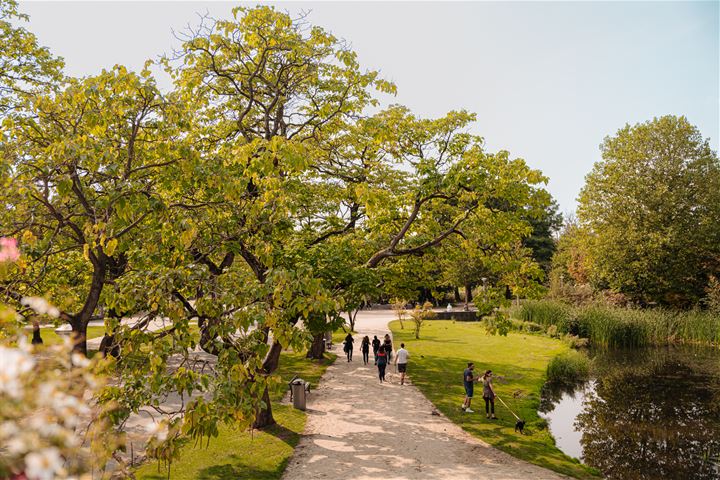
[540,346,720,480]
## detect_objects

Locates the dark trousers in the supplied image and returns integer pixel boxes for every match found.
[378,364,386,381]
[346,348,353,361]
[484,396,495,414]
[373,350,379,364]
[362,350,369,364]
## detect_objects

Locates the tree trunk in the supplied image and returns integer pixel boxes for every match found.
[253,340,283,428]
[464,284,472,312]
[252,386,275,429]
[71,320,88,355]
[454,286,461,303]
[306,332,325,359]
[73,259,106,355]
[31,321,43,345]
[348,310,359,332]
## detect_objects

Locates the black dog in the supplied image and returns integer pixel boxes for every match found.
[514,419,526,434]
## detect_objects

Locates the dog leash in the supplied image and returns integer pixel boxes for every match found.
[495,395,521,421]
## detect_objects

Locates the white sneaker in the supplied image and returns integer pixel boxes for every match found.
[465,408,474,413]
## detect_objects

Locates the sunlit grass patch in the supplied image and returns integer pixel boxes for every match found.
[390,319,599,479]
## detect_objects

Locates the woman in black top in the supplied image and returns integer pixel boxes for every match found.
[360,336,370,365]
[371,335,381,364]
[343,333,354,362]
[383,334,393,363]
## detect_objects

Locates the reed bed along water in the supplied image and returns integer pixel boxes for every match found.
[515,300,720,349]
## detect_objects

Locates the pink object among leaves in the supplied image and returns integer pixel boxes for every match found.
[0,237,20,262]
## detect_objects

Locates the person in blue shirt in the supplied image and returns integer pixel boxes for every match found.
[461,362,481,413]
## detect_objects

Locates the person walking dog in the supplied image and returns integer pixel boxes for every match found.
[461,362,481,413]
[482,370,497,419]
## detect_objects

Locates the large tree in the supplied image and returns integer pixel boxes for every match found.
[578,115,720,307]
[0,67,185,353]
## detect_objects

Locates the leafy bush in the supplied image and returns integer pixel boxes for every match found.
[524,321,545,333]
[546,350,590,385]
[546,324,559,338]
[563,334,590,349]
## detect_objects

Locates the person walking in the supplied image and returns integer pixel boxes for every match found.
[371,335,381,364]
[461,362,481,413]
[360,336,370,365]
[376,348,388,383]
[383,334,393,364]
[482,370,497,419]
[343,333,354,362]
[395,343,410,385]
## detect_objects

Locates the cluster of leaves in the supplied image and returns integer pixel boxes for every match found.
[0,3,554,470]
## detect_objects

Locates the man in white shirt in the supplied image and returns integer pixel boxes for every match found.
[395,343,410,385]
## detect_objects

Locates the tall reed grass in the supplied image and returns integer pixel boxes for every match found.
[516,300,720,349]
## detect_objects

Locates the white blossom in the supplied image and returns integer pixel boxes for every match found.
[6,435,27,454]
[20,296,60,318]
[24,447,64,480]
[0,346,35,398]
[71,353,91,368]
[142,418,169,441]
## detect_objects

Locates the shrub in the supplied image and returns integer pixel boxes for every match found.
[546,324,559,338]
[546,350,591,385]
[563,334,590,349]
[524,321,545,333]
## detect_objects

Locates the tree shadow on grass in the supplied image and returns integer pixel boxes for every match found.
[262,422,300,448]
[196,455,291,480]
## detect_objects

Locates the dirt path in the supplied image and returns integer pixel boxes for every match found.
[282,310,567,480]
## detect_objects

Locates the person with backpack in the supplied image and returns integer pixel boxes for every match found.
[371,335,381,364]
[343,333,354,362]
[360,335,370,365]
[376,347,388,383]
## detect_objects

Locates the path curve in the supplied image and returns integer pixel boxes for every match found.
[282,310,568,480]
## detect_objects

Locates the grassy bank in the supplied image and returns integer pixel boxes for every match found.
[389,320,599,479]
[135,350,335,480]
[514,300,720,348]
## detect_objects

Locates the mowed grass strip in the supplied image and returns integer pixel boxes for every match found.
[389,320,599,479]
[28,326,107,346]
[136,350,335,480]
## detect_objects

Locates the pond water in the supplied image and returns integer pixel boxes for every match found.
[539,345,720,480]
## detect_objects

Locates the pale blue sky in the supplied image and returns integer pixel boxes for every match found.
[19,1,719,214]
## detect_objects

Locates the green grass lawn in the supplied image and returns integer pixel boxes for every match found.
[28,325,107,346]
[390,320,599,479]
[135,349,336,480]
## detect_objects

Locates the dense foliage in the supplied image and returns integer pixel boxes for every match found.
[571,116,720,307]
[0,4,554,473]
